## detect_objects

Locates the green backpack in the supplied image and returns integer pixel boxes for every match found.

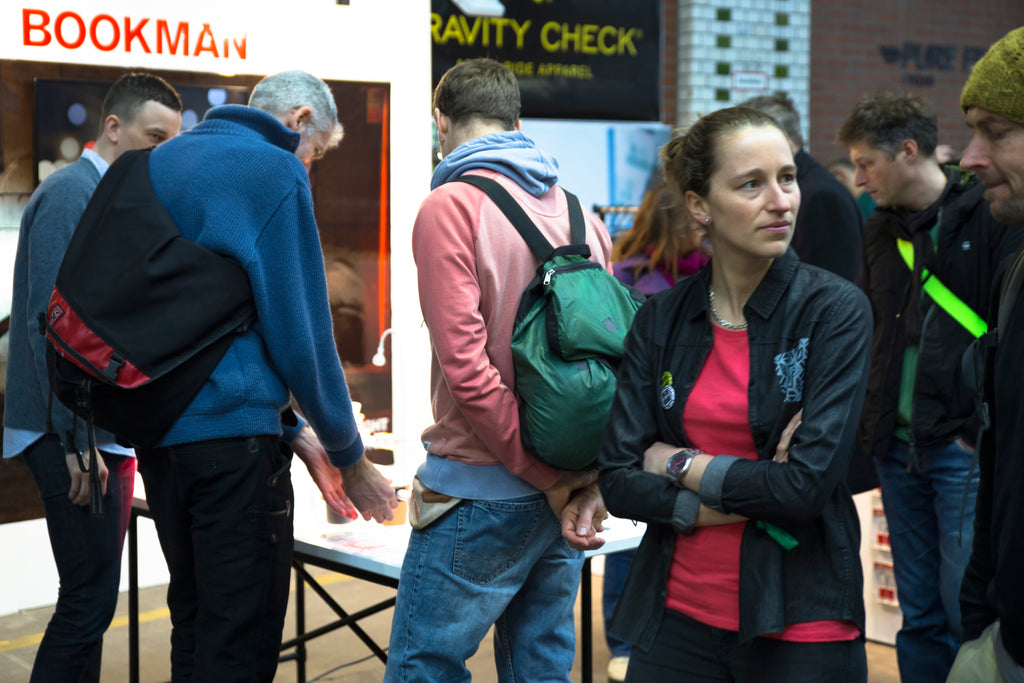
[453,175,645,469]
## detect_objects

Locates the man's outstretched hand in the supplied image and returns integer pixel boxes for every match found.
[291,425,359,520]
[339,455,400,523]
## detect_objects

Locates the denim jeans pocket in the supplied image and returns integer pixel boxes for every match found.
[452,496,547,586]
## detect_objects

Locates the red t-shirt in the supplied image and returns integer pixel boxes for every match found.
[665,325,859,642]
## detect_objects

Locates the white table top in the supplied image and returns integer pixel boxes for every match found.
[292,511,646,583]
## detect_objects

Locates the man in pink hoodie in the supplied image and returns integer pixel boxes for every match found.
[384,59,608,682]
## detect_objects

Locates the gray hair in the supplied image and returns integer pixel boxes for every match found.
[249,70,344,150]
[740,92,803,150]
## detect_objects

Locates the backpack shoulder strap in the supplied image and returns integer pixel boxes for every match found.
[562,188,586,247]
[998,245,1024,334]
[452,174,587,262]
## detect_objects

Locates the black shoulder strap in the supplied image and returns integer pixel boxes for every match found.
[563,188,586,246]
[998,245,1024,334]
[76,148,151,234]
[452,174,587,262]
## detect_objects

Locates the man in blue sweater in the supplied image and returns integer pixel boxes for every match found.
[141,70,398,683]
[4,72,182,683]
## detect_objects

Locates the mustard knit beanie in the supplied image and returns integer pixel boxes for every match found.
[961,26,1024,124]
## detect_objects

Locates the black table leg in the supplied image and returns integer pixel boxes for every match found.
[582,557,593,683]
[296,559,307,683]
[129,510,139,683]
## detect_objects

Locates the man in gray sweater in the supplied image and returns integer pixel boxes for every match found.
[3,73,182,683]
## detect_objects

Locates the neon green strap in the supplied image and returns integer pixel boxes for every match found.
[897,239,987,338]
[755,521,799,550]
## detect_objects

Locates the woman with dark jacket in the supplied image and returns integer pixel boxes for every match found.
[598,106,872,682]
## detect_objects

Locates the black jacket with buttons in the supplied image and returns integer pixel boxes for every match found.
[598,248,871,648]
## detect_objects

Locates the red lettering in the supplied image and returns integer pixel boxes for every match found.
[193,24,218,58]
[22,9,51,47]
[21,11,242,60]
[156,20,189,55]
[54,11,85,50]
[124,17,151,53]
[89,14,119,52]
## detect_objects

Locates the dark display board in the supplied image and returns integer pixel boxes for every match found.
[431,0,660,121]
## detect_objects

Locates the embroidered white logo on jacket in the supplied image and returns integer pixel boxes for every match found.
[774,338,809,402]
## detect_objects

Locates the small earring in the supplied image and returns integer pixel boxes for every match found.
[704,217,711,224]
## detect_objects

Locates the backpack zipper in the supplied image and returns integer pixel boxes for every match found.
[543,260,603,287]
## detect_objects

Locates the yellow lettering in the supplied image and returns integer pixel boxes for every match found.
[598,25,617,56]
[580,24,598,55]
[430,13,442,42]
[538,23,642,56]
[540,21,560,52]
[618,28,639,56]
[458,15,482,45]
[560,23,580,52]
[536,63,594,79]
[493,18,509,48]
[440,14,465,46]
[510,19,530,49]
[503,60,535,76]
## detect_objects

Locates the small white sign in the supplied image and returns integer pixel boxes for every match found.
[732,70,769,92]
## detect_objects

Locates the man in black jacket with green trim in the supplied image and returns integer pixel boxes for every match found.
[839,92,1024,683]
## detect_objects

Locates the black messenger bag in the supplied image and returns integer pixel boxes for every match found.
[43,147,256,450]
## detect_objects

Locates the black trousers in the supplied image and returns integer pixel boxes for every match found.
[138,436,293,683]
[626,609,868,683]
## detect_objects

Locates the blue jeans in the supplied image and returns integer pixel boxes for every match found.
[876,438,978,683]
[23,434,136,683]
[626,609,867,682]
[138,436,294,683]
[384,494,585,683]
[602,549,635,658]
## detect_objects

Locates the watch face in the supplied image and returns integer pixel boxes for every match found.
[667,451,693,479]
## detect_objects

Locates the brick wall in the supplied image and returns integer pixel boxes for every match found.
[809,2,1024,164]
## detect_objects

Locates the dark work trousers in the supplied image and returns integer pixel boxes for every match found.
[23,434,136,683]
[625,609,868,683]
[137,435,293,683]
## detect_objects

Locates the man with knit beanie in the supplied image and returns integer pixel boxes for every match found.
[951,25,1024,683]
